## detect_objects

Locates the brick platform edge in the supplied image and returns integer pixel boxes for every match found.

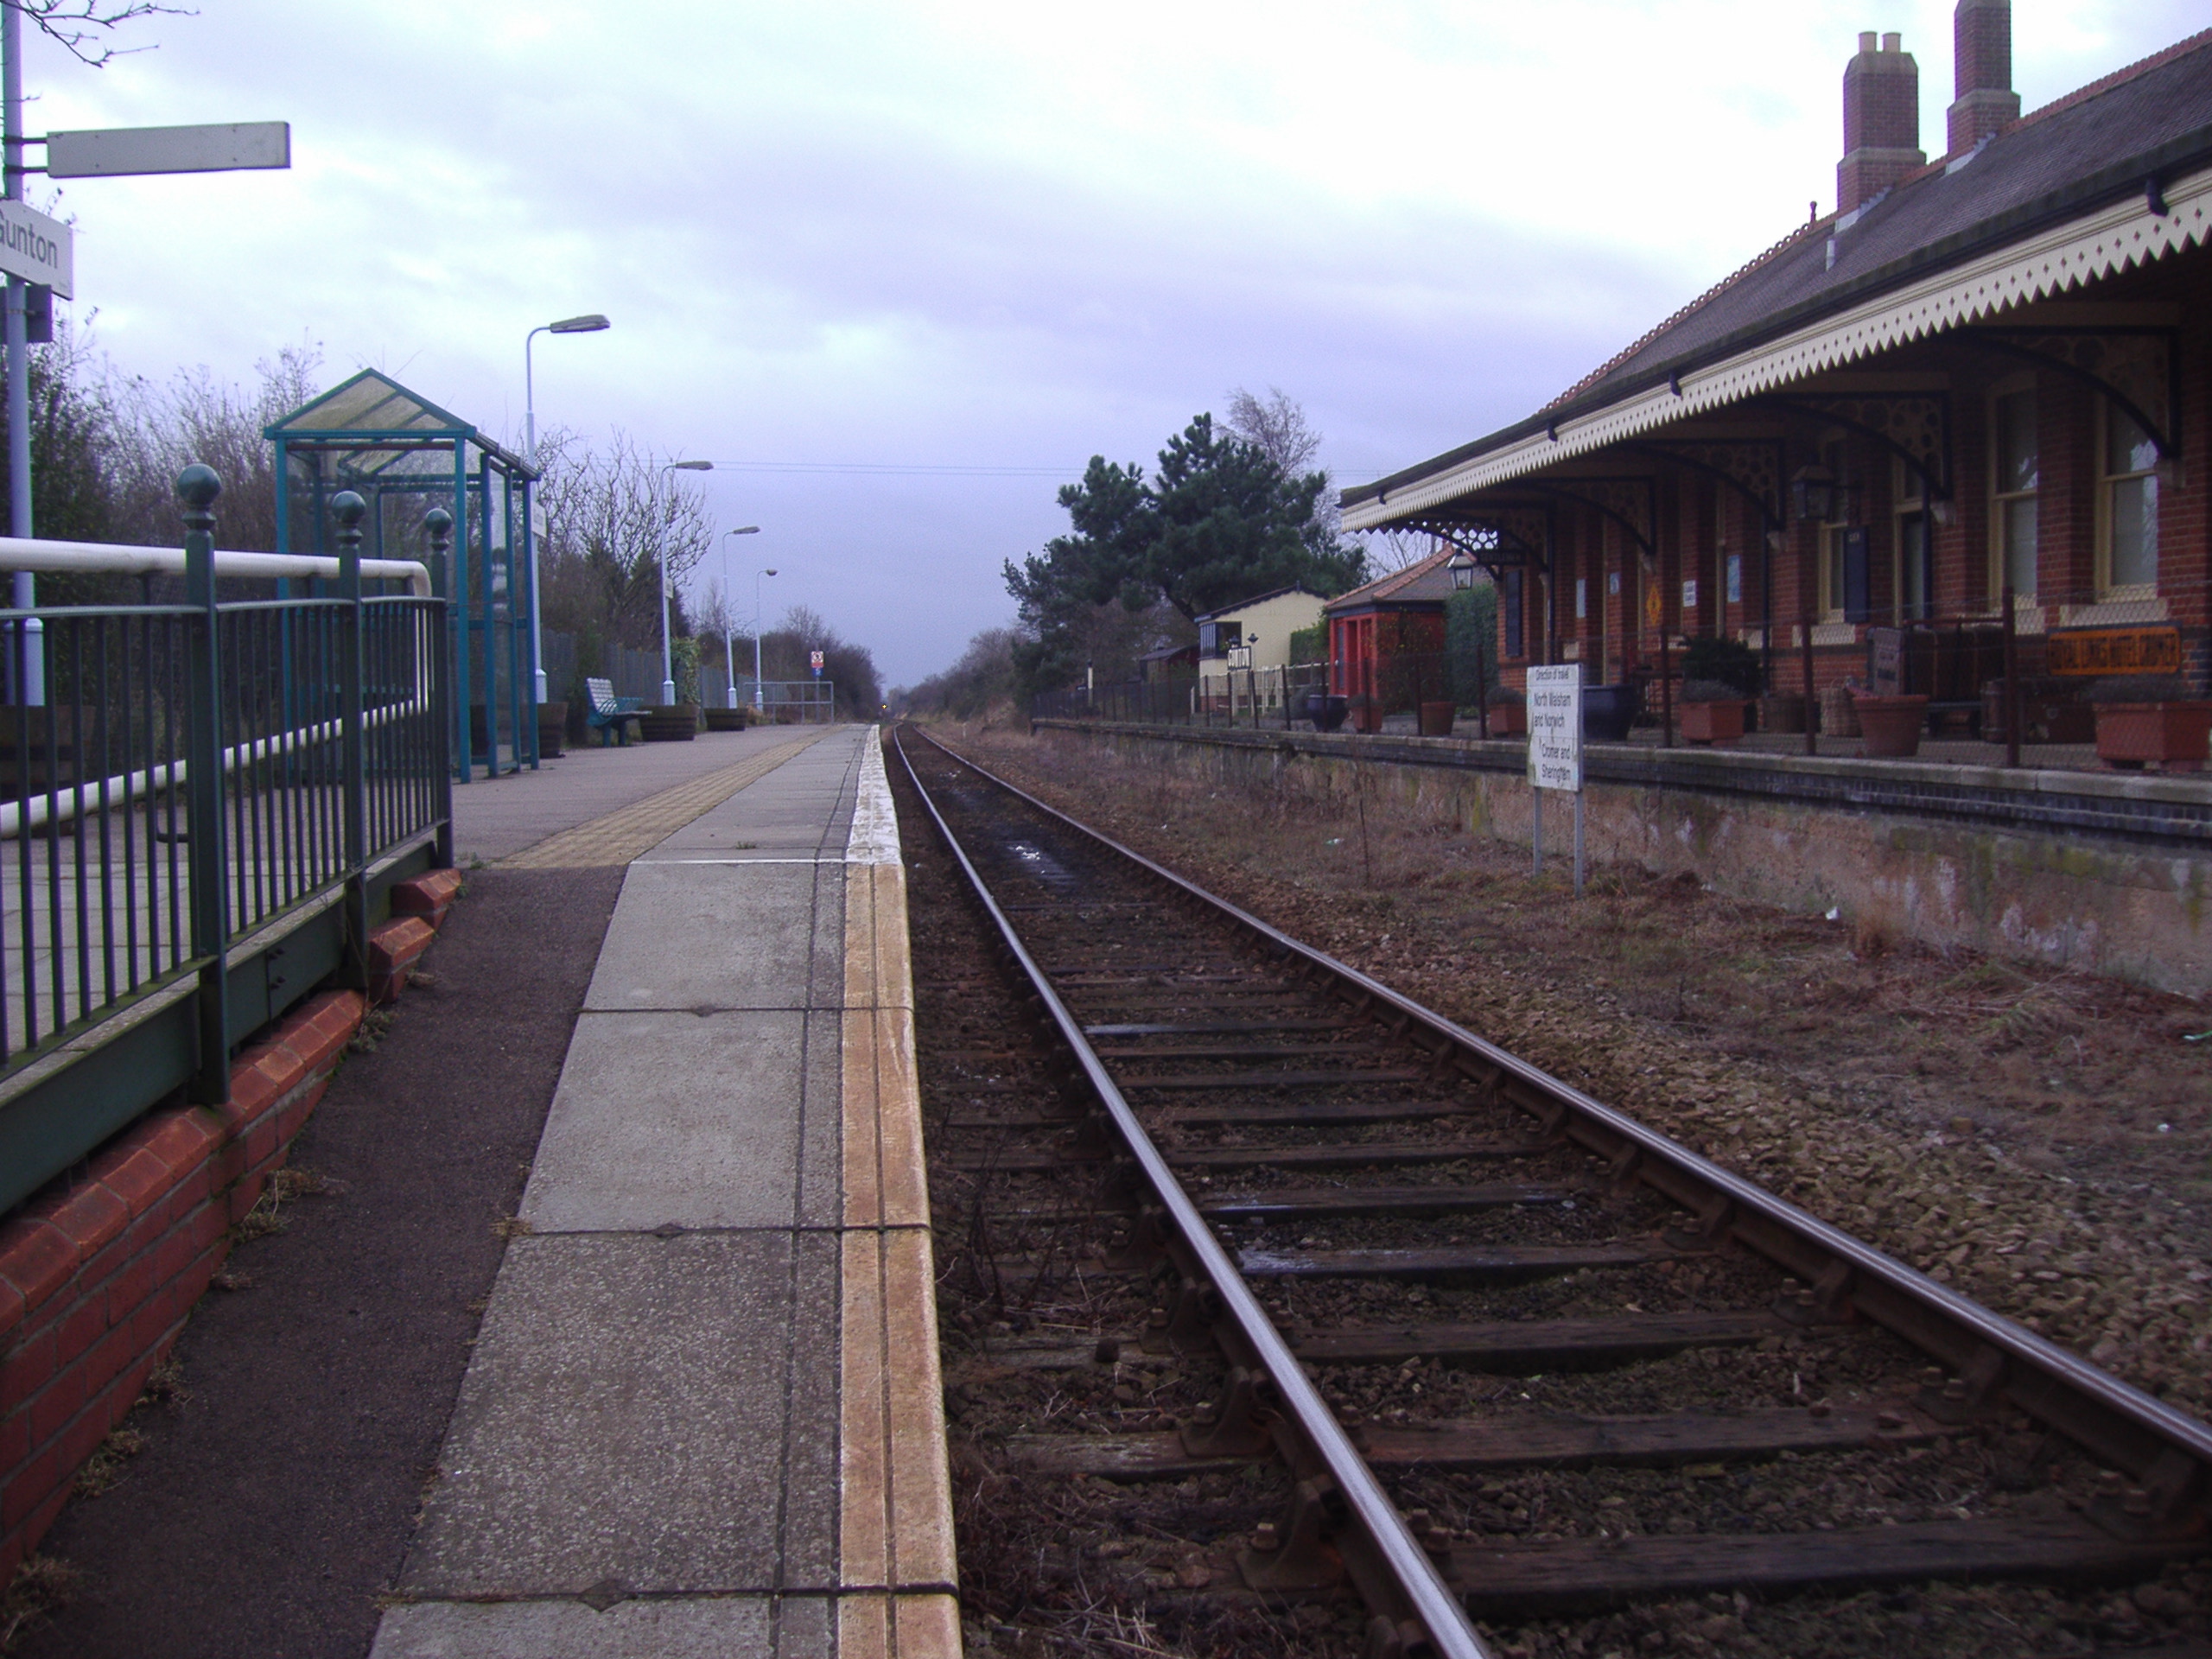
[0,866,466,1580]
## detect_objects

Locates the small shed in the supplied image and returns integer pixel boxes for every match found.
[1324,547,1459,728]
[264,369,542,781]
[1194,585,1327,700]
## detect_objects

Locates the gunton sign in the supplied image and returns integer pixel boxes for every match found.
[0,200,72,297]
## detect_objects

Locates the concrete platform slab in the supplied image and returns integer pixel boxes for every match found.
[582,863,843,1012]
[403,1231,840,1599]
[519,1009,841,1233]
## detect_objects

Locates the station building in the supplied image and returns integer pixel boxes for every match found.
[1344,4,2212,723]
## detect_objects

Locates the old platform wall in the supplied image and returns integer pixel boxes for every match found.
[1034,722,2212,995]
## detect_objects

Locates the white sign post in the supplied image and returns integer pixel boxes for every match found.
[1525,664,1586,896]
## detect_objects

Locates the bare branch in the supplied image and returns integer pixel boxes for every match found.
[14,0,191,67]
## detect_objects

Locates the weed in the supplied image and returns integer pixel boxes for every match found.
[0,1555,80,1654]
[490,1215,535,1240]
[73,1426,146,1497]
[347,1007,397,1055]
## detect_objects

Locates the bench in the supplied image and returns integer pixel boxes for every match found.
[584,677,645,746]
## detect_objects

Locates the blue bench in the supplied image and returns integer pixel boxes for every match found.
[585,676,645,746]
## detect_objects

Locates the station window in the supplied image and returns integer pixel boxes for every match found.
[1892,455,1931,622]
[1816,436,1851,620]
[1990,387,2037,602]
[2099,403,2159,596]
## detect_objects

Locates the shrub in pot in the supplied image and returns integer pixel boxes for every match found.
[1485,686,1526,737]
[1418,699,1457,737]
[2085,674,2212,772]
[1677,678,1746,746]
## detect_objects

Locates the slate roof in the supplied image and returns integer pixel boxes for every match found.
[1324,546,1459,612]
[1345,29,2212,513]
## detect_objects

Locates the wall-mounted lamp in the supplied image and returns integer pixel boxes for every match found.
[1447,551,1477,590]
[1929,499,1955,529]
[1789,463,1840,523]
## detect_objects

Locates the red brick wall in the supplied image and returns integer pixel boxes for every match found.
[0,870,461,1580]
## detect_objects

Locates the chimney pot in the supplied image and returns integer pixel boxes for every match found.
[1859,30,1878,52]
[1947,0,2020,156]
[1882,31,1902,52]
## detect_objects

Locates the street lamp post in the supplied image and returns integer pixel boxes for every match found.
[658,459,714,704]
[753,567,779,712]
[523,313,609,701]
[721,525,761,709]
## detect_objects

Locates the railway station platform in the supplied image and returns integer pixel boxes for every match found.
[370,724,958,1659]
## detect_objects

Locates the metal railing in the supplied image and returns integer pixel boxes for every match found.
[736,678,839,723]
[0,470,451,1211]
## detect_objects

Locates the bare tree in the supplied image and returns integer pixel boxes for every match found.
[16,0,186,67]
[1355,528,1437,575]
[104,344,321,550]
[534,427,715,651]
[1224,385,1324,475]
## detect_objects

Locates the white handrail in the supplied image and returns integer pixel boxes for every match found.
[0,536,433,598]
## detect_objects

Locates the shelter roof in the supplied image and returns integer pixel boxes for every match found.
[264,368,538,479]
[1323,546,1458,613]
[1344,29,2212,520]
[1193,583,1326,622]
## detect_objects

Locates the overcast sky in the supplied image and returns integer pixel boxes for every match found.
[21,0,2198,685]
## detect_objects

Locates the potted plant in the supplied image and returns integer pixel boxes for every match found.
[1852,690,1928,758]
[1418,699,1457,737]
[2086,675,2212,772]
[1678,679,1747,746]
[1583,683,1638,742]
[1485,686,1526,737]
[704,704,750,732]
[639,702,700,742]
[1301,688,1349,732]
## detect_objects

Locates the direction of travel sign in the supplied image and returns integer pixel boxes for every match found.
[0,199,70,297]
[1526,664,1584,792]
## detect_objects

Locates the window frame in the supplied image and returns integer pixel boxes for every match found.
[2094,398,2160,601]
[1891,454,1931,623]
[1987,378,2038,606]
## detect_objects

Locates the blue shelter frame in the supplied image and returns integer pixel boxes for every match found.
[264,369,542,781]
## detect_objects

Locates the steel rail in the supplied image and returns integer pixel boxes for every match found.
[910,728,2212,1513]
[893,727,1492,1659]
[0,535,433,597]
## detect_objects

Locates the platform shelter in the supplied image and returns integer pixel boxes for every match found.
[265,369,541,780]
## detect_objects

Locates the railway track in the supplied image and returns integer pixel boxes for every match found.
[893,726,2212,1658]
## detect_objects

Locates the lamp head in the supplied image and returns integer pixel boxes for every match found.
[667,459,713,473]
[764,569,778,577]
[549,314,610,334]
[727,524,761,536]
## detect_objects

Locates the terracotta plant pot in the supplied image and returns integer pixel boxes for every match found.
[536,701,567,759]
[639,703,699,742]
[2093,701,2212,772]
[1679,699,1745,746]
[1853,693,1928,759]
[1418,700,1457,737]
[703,707,749,732]
[1485,702,1527,738]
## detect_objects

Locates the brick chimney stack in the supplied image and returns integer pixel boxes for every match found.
[1947,0,2020,156]
[1838,29,1924,215]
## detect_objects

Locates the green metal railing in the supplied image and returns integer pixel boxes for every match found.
[0,471,452,1212]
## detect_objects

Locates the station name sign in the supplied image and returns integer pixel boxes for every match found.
[1526,664,1583,792]
[0,199,71,297]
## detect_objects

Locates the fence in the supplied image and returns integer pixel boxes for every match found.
[737,679,839,723]
[1035,656,1502,729]
[0,473,451,1212]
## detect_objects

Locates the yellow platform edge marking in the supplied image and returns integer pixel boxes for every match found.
[496,732,829,868]
[839,728,961,1656]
